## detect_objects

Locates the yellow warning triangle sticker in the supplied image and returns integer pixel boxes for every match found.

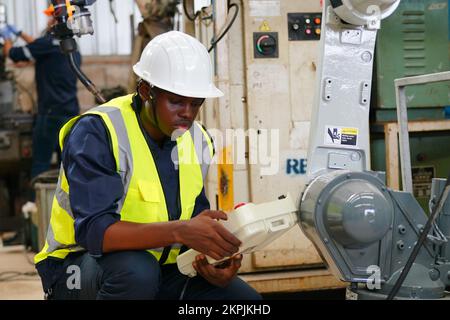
[259,21,271,32]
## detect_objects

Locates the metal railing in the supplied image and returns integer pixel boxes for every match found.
[395,71,450,192]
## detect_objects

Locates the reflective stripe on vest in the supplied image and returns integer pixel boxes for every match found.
[35,94,214,265]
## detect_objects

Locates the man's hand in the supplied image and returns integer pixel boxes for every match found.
[176,210,241,261]
[7,25,21,37]
[0,25,13,40]
[193,254,243,288]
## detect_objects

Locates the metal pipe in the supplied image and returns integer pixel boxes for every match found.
[395,85,413,192]
[394,71,450,192]
[395,71,450,87]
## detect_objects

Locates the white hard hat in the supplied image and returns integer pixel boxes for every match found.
[133,31,224,99]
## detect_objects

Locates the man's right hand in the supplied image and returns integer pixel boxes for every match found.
[176,210,241,261]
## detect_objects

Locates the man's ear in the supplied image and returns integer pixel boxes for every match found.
[137,81,151,101]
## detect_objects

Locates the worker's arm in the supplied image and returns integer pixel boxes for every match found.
[18,31,34,44]
[6,34,59,65]
[1,25,34,58]
[103,210,241,261]
[6,25,34,43]
[2,38,12,58]
[63,116,121,258]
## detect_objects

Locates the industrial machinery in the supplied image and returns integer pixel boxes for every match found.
[0,3,33,235]
[49,0,106,103]
[299,0,450,299]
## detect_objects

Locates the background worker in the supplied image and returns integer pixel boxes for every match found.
[34,31,261,300]
[0,7,81,182]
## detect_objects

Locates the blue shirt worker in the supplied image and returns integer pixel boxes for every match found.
[1,10,81,180]
[33,31,261,300]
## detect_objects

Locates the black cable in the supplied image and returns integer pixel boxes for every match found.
[179,278,190,300]
[0,271,38,282]
[208,3,239,53]
[22,245,36,266]
[68,52,106,104]
[386,174,450,300]
[183,0,200,21]
[109,0,118,23]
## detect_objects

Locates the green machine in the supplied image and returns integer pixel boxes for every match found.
[371,0,450,210]
[374,0,449,120]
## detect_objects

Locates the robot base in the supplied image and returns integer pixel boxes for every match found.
[346,286,450,300]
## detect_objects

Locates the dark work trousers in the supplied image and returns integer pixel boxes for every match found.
[49,251,262,300]
[31,114,75,180]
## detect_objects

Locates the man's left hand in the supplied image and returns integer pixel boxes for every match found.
[193,254,243,288]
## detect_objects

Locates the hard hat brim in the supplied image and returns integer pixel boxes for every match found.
[133,64,224,99]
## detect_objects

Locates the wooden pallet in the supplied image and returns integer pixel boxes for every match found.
[240,269,346,294]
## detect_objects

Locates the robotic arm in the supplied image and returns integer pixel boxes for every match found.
[300,0,450,300]
[306,0,401,181]
[50,0,106,103]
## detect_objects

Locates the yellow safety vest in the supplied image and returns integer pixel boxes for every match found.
[35,94,214,265]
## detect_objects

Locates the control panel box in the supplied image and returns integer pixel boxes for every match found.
[177,195,298,277]
[288,12,322,41]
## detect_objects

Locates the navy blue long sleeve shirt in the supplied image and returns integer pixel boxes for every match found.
[36,96,212,290]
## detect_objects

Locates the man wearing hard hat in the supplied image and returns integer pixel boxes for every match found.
[34,31,261,300]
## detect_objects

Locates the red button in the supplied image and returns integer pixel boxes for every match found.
[22,147,31,158]
[314,17,321,25]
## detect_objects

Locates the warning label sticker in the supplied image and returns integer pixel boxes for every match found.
[249,1,281,17]
[324,126,358,147]
[412,166,435,198]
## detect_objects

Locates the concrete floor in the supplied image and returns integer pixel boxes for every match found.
[0,245,43,300]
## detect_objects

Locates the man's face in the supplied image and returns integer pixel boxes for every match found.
[153,89,205,137]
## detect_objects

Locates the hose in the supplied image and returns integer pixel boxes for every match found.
[208,3,239,53]
[183,0,200,21]
[68,51,106,104]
